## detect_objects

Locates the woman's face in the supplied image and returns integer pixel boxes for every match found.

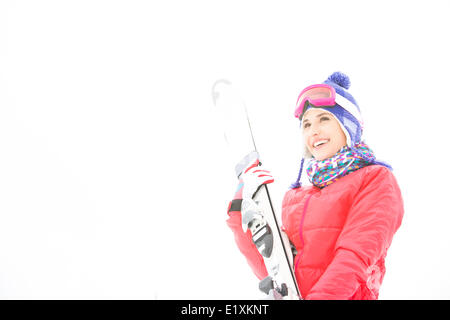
[302,108,347,161]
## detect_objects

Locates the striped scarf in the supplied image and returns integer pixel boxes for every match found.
[306,142,376,188]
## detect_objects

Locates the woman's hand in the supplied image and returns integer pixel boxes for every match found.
[228,158,274,214]
[239,159,274,200]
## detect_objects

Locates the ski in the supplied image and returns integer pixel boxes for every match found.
[212,79,301,300]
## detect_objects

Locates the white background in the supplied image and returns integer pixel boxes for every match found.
[1,0,449,299]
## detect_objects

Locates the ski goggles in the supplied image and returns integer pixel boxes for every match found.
[294,84,336,119]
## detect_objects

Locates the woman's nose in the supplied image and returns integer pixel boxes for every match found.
[310,123,320,135]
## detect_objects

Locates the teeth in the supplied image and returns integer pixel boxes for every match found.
[314,140,329,148]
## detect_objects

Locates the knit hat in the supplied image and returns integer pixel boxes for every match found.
[301,71,364,158]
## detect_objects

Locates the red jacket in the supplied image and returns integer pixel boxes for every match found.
[227,165,404,299]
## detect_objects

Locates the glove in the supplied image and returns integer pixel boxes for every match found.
[227,158,274,214]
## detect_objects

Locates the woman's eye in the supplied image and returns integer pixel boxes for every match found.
[320,116,330,122]
[303,123,311,129]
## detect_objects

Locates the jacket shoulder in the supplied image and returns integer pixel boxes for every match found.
[356,165,401,192]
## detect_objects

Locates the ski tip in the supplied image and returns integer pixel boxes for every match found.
[211,78,233,105]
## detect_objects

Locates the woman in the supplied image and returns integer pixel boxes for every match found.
[226,72,404,300]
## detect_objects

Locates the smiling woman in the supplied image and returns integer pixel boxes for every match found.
[226,72,404,299]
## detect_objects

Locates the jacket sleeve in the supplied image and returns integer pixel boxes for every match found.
[226,202,268,280]
[305,167,404,300]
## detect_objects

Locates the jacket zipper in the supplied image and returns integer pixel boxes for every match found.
[294,192,314,272]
